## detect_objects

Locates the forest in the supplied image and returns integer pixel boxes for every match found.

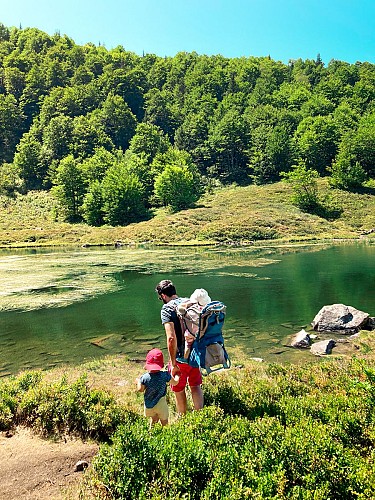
[0,23,374,226]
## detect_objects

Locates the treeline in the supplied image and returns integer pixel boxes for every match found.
[0,24,374,225]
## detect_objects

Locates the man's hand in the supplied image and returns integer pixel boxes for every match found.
[171,364,181,377]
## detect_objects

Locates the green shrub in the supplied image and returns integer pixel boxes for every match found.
[329,156,367,190]
[0,371,42,430]
[0,162,25,195]
[281,161,320,211]
[18,374,127,439]
[93,414,156,499]
[90,404,375,499]
[154,164,202,211]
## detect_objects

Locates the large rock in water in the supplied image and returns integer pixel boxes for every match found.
[312,304,369,334]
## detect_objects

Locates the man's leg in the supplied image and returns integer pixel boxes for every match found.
[174,389,188,414]
[191,385,204,410]
[188,366,204,410]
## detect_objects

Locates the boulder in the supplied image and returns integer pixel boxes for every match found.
[310,339,336,356]
[291,329,311,348]
[311,304,369,334]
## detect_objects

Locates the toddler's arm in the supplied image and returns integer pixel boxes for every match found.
[136,377,145,392]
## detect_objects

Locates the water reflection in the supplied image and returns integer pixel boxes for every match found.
[0,242,374,375]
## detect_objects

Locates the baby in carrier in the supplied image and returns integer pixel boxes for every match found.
[177,288,211,360]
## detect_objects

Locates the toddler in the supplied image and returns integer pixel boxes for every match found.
[177,288,211,359]
[136,348,179,426]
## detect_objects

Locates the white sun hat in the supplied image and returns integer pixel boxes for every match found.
[190,288,211,306]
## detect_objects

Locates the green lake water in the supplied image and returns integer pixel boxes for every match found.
[0,242,374,376]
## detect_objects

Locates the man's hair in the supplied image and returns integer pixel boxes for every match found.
[155,279,177,297]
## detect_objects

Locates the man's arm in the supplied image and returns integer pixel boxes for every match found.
[164,321,180,375]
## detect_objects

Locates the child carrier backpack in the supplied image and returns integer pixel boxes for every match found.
[177,300,231,376]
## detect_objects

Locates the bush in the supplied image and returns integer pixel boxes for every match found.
[329,156,367,190]
[93,415,156,499]
[0,162,25,195]
[281,161,320,211]
[0,371,42,430]
[18,375,127,439]
[101,164,147,225]
[90,401,375,499]
[81,180,105,226]
[154,165,202,211]
[0,371,127,440]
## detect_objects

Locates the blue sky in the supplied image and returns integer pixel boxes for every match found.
[0,0,374,65]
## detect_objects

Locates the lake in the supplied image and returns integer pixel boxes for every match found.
[0,242,374,376]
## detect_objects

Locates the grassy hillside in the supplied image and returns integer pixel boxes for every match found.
[1,180,375,248]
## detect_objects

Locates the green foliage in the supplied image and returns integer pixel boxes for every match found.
[93,415,156,498]
[19,375,126,439]
[94,93,137,150]
[0,371,43,430]
[0,371,127,440]
[207,106,249,184]
[80,146,116,184]
[81,180,105,226]
[1,22,375,227]
[51,154,86,221]
[329,156,367,190]
[337,112,375,177]
[281,161,320,211]
[128,123,170,163]
[0,93,25,163]
[293,115,339,174]
[3,357,375,499]
[154,164,202,211]
[101,163,147,225]
[0,162,25,195]
[13,133,46,190]
[90,360,375,499]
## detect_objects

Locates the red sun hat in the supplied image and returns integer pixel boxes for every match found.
[145,348,164,371]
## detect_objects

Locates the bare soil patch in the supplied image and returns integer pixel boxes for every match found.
[0,427,98,499]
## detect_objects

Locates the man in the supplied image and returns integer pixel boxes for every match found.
[155,279,203,414]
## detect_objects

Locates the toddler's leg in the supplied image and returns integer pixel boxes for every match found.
[150,415,159,427]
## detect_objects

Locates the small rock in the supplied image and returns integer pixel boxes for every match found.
[250,357,264,362]
[310,339,336,356]
[74,460,89,472]
[290,329,311,348]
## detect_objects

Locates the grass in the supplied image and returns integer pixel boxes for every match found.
[0,179,374,248]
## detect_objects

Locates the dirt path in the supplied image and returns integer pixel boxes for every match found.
[0,428,98,499]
